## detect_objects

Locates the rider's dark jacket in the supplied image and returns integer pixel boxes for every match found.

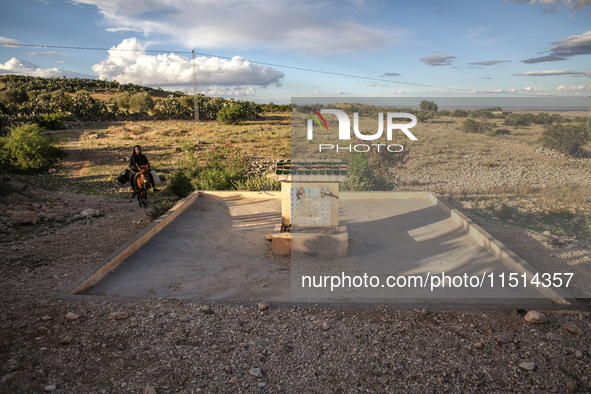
[130,153,149,170]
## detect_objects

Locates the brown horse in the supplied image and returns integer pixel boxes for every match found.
[133,164,150,207]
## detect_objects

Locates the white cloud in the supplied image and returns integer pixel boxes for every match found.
[91,38,284,87]
[0,36,21,47]
[467,88,518,93]
[71,0,401,53]
[201,86,256,97]
[106,27,143,32]
[556,84,591,92]
[516,69,589,76]
[0,58,94,78]
[27,51,72,56]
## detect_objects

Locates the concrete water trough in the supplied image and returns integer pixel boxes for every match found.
[56,190,584,310]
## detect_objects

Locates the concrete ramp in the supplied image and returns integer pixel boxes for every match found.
[57,191,583,310]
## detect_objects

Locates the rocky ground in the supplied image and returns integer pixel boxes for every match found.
[1,119,591,393]
[0,184,590,394]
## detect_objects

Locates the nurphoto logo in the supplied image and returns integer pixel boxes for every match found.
[301,108,418,153]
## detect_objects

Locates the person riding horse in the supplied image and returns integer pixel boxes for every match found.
[130,145,159,197]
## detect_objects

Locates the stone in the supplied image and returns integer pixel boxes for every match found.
[48,168,56,174]
[566,381,577,392]
[473,342,483,349]
[258,382,266,387]
[65,312,79,321]
[143,385,157,394]
[258,302,268,311]
[9,210,38,225]
[547,333,563,341]
[80,209,99,217]
[248,368,262,378]
[108,311,128,320]
[525,311,547,324]
[265,233,273,241]
[178,315,189,322]
[543,231,552,236]
[563,323,585,336]
[495,335,509,344]
[44,385,56,392]
[229,377,239,384]
[519,362,535,371]
[41,315,52,321]
[60,337,72,344]
[575,350,583,359]
[321,322,330,331]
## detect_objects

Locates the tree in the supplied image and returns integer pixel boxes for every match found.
[419,100,438,112]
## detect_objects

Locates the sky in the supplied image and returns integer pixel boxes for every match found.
[0,0,590,104]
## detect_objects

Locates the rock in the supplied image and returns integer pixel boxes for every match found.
[44,384,56,392]
[65,312,79,321]
[566,381,577,392]
[258,302,268,311]
[41,315,52,321]
[575,350,583,359]
[108,311,128,320]
[563,323,585,336]
[80,209,99,217]
[519,362,535,371]
[321,322,330,331]
[543,231,552,236]
[9,210,38,225]
[48,168,56,174]
[473,342,483,349]
[547,333,563,341]
[265,234,273,241]
[229,377,239,384]
[143,385,157,394]
[525,311,547,324]
[60,337,72,344]
[258,382,266,387]
[178,315,189,322]
[248,368,262,378]
[495,335,509,344]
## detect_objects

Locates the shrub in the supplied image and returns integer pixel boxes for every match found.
[540,123,589,157]
[0,88,29,105]
[36,113,64,130]
[129,92,154,112]
[462,118,493,134]
[486,128,511,137]
[0,123,62,173]
[169,142,251,198]
[149,199,175,220]
[504,114,534,127]
[451,109,468,118]
[217,104,246,124]
[338,139,408,191]
[232,175,280,191]
[419,100,438,112]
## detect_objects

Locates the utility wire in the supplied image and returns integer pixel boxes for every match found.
[0,41,556,96]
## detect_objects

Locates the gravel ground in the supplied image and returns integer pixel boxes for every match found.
[1,186,590,394]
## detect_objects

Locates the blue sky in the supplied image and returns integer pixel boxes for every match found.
[0,0,590,103]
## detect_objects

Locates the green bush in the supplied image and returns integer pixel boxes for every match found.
[486,128,511,137]
[37,113,64,130]
[129,92,154,112]
[232,175,281,191]
[148,199,175,220]
[0,88,29,105]
[540,123,589,157]
[462,119,492,134]
[0,123,62,173]
[217,104,246,124]
[419,100,438,112]
[338,139,408,191]
[451,109,468,118]
[168,142,251,198]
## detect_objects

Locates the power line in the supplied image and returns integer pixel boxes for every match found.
[0,41,553,96]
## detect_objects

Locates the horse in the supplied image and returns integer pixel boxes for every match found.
[133,164,150,208]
